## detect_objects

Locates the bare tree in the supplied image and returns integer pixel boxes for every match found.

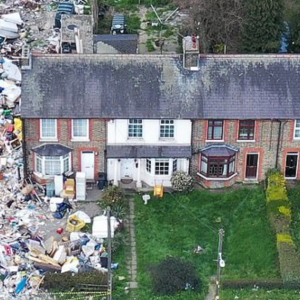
[175,0,245,53]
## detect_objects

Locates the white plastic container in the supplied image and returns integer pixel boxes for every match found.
[49,197,64,212]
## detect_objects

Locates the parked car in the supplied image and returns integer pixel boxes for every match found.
[111,14,126,34]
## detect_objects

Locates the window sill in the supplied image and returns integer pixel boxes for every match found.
[159,138,176,141]
[33,171,54,179]
[292,139,300,142]
[236,140,255,143]
[205,140,224,143]
[127,138,144,141]
[197,172,237,181]
[71,138,90,142]
[39,139,58,142]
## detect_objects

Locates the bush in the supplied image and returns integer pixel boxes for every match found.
[149,256,201,295]
[277,238,300,288]
[171,171,194,193]
[43,270,107,291]
[266,172,300,288]
[98,186,127,220]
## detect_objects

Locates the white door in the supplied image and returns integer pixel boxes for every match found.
[120,159,134,178]
[81,151,95,180]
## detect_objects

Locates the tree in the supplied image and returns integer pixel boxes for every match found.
[284,0,300,53]
[242,0,284,53]
[175,0,244,53]
[149,257,201,295]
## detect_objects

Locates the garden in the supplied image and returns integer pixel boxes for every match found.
[109,172,300,300]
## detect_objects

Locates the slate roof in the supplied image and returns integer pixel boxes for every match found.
[22,54,300,119]
[201,144,239,156]
[106,145,192,158]
[94,34,138,54]
[32,143,73,156]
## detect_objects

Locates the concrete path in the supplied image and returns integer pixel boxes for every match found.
[127,198,138,289]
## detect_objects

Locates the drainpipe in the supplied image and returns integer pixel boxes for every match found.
[275,120,282,169]
[21,117,28,177]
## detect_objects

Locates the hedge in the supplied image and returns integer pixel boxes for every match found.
[266,173,300,288]
[42,270,108,291]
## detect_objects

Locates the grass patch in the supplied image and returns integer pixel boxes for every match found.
[221,288,300,299]
[132,187,280,299]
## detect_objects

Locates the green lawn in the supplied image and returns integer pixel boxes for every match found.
[221,288,300,300]
[131,187,280,299]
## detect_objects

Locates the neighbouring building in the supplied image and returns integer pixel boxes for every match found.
[21,53,300,188]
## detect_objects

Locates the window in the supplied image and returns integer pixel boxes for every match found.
[207,120,223,140]
[200,154,236,178]
[238,120,255,140]
[72,119,89,140]
[294,120,300,139]
[146,159,151,173]
[40,119,57,140]
[35,154,71,176]
[128,119,143,138]
[173,159,177,172]
[155,159,169,175]
[160,120,174,138]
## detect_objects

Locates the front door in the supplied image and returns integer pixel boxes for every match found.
[245,154,258,179]
[285,153,298,178]
[120,159,134,178]
[81,151,95,180]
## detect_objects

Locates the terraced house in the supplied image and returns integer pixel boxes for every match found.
[21,53,300,188]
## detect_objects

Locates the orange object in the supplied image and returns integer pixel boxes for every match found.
[154,184,164,198]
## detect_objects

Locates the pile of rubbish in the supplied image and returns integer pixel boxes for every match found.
[0,0,91,57]
[0,188,120,298]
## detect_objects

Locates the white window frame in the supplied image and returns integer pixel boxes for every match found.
[294,120,300,140]
[72,119,89,141]
[35,153,71,176]
[155,159,169,175]
[160,120,175,138]
[146,159,151,173]
[40,119,57,141]
[128,119,143,138]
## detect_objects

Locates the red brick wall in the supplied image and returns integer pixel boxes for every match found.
[24,118,107,176]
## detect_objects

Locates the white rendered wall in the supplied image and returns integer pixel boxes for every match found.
[107,119,192,145]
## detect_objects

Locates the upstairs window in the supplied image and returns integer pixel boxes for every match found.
[128,119,143,138]
[207,120,223,140]
[72,119,89,140]
[40,119,57,140]
[294,120,300,140]
[238,120,255,140]
[160,120,174,138]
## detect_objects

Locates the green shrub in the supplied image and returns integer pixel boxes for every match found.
[43,271,107,291]
[266,173,288,202]
[277,238,300,288]
[149,256,201,295]
[266,172,300,288]
[98,186,127,220]
[146,39,155,52]
[171,171,194,193]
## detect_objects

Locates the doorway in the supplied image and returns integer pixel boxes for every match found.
[285,153,298,179]
[81,151,95,180]
[120,159,134,178]
[245,153,258,179]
